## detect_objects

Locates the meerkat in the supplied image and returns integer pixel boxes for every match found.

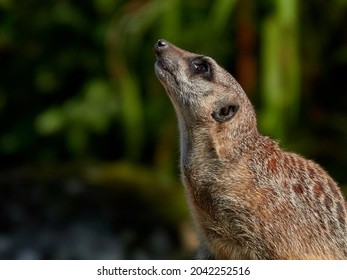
[154,39,347,260]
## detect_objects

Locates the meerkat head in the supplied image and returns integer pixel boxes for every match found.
[154,39,258,158]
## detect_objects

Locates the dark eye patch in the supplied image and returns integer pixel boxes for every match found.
[191,57,212,80]
[193,61,209,73]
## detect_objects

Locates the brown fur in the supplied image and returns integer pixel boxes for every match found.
[154,39,347,259]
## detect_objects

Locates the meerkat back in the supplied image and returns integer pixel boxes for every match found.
[154,39,347,260]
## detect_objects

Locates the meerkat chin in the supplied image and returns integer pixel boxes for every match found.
[154,39,347,260]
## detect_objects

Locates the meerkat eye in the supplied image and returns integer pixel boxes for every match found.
[191,58,211,79]
[193,61,209,73]
[212,104,239,122]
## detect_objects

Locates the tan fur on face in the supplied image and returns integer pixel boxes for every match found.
[154,39,347,260]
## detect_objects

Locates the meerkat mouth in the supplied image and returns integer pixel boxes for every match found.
[154,39,178,86]
[154,59,168,73]
[155,58,179,89]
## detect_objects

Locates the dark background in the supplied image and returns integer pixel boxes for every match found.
[0,0,347,259]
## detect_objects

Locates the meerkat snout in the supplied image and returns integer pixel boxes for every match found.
[156,39,168,48]
[154,39,347,260]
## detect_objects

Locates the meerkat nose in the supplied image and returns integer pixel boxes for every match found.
[155,39,169,50]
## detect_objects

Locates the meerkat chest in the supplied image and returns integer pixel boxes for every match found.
[181,155,239,226]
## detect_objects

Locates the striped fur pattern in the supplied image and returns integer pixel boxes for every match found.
[154,39,347,259]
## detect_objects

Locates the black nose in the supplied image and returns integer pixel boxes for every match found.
[155,39,169,50]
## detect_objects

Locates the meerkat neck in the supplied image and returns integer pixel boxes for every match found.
[180,121,261,167]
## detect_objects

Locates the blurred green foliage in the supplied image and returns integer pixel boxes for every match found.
[1,0,347,189]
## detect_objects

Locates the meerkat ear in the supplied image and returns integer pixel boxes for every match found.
[212,104,239,123]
